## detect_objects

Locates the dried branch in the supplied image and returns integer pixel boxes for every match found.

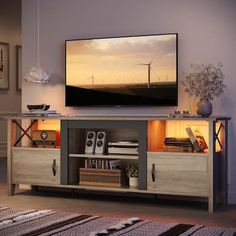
[181,63,226,101]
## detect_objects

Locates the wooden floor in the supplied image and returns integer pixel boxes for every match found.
[0,182,236,228]
[1,157,236,228]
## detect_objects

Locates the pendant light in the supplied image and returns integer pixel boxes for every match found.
[24,0,50,84]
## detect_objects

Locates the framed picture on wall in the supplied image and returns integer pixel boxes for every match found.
[0,42,9,90]
[16,45,22,91]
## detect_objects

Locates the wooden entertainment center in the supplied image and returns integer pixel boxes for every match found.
[6,115,230,213]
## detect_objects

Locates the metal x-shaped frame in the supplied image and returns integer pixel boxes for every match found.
[214,121,223,149]
[13,119,37,146]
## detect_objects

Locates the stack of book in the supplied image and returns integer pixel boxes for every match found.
[108,141,138,155]
[21,110,61,117]
[84,159,122,170]
[164,137,193,152]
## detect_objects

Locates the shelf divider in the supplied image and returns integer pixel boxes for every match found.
[69,153,138,160]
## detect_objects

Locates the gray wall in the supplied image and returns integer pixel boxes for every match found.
[0,0,21,157]
[22,0,236,203]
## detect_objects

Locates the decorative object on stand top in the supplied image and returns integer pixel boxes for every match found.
[169,110,202,118]
[24,0,50,84]
[22,104,61,117]
[27,104,50,111]
[181,63,226,117]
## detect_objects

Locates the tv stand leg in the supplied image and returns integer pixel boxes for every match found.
[32,186,40,192]
[8,184,16,196]
[71,189,76,196]
[153,194,158,203]
[208,197,214,213]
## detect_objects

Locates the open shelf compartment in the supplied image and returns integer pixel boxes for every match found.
[148,119,210,153]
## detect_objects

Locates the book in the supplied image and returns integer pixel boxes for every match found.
[108,147,138,155]
[163,145,193,152]
[185,127,208,152]
[21,111,61,117]
[28,110,57,114]
[164,137,192,147]
[108,141,139,147]
[109,160,122,170]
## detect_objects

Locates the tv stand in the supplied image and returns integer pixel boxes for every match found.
[6,115,230,213]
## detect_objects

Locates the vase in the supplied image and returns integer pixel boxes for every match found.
[129,177,138,187]
[197,99,212,117]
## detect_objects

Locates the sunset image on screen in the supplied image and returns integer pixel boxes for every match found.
[67,35,176,88]
[65,34,177,106]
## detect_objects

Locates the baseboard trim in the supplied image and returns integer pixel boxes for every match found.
[229,191,236,204]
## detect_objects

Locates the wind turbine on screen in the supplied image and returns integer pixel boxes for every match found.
[136,51,159,88]
[88,75,95,86]
[138,61,152,88]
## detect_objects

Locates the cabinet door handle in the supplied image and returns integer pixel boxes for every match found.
[52,159,56,176]
[152,163,155,182]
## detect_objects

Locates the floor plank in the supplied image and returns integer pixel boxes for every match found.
[0,183,236,228]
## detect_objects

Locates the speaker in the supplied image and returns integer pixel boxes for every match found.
[95,131,106,154]
[85,131,96,154]
[32,130,56,147]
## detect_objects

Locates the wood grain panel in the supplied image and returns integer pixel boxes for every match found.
[147,153,208,196]
[7,119,16,195]
[148,152,208,172]
[79,168,124,188]
[148,120,165,151]
[12,147,60,185]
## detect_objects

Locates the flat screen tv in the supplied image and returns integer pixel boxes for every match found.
[65,33,178,107]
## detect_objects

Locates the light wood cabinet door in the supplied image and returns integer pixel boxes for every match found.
[12,147,60,185]
[147,152,208,197]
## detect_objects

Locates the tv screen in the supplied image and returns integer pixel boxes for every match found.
[65,33,178,107]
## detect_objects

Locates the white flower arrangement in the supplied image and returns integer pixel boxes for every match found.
[181,63,226,101]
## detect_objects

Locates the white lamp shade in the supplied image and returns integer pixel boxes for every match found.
[24,66,50,84]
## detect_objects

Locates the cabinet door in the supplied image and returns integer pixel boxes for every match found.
[12,148,60,185]
[147,152,208,197]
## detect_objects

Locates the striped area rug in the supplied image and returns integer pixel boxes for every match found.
[0,207,236,236]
